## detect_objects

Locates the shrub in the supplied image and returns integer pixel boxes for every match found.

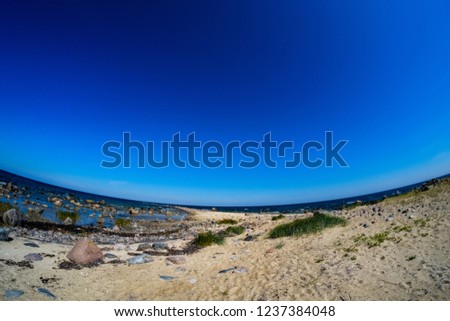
[115,217,131,228]
[217,218,238,225]
[268,213,347,239]
[56,211,79,223]
[193,231,225,247]
[271,214,285,221]
[224,225,245,235]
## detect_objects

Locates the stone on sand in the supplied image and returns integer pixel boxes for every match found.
[67,238,103,265]
[166,256,187,265]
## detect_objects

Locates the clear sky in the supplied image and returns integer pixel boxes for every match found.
[1,1,449,206]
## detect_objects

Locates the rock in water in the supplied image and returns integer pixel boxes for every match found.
[67,238,103,265]
[24,253,44,261]
[37,288,56,299]
[127,254,153,265]
[3,209,20,227]
[0,227,10,241]
[4,289,24,299]
[166,256,187,265]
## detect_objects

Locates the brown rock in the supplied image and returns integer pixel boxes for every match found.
[166,256,187,265]
[67,238,103,265]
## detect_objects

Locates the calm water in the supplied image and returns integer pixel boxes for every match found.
[0,170,446,227]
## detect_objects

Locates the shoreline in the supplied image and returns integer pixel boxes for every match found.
[1,179,450,301]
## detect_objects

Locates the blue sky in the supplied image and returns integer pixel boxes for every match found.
[1,1,449,206]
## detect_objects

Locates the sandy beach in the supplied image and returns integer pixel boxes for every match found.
[1,180,449,301]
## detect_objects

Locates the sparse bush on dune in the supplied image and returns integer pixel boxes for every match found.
[269,213,347,239]
[193,231,225,247]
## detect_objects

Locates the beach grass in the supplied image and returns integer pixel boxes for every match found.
[268,213,347,239]
[271,214,285,221]
[224,225,245,235]
[56,211,80,223]
[217,218,238,225]
[115,217,131,228]
[0,201,13,214]
[193,231,225,247]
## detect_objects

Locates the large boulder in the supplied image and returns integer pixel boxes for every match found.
[3,209,20,227]
[67,238,103,265]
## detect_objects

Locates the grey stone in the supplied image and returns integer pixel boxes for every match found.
[24,253,43,261]
[0,227,10,241]
[37,287,56,299]
[137,243,152,251]
[166,256,187,265]
[152,242,169,251]
[127,254,153,265]
[4,289,24,299]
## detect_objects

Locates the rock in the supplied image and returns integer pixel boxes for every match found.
[3,209,20,227]
[127,254,153,265]
[152,242,169,251]
[53,200,63,207]
[234,266,248,273]
[24,253,43,261]
[0,227,10,241]
[265,248,275,254]
[63,217,73,225]
[408,215,415,219]
[219,267,236,274]
[188,277,197,284]
[104,253,118,259]
[166,256,187,265]
[129,208,140,215]
[4,289,24,299]
[24,242,40,248]
[137,243,152,251]
[37,287,56,299]
[244,235,256,242]
[114,243,127,251]
[362,223,370,228]
[67,238,103,265]
[159,275,177,281]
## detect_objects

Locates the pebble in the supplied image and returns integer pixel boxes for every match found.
[152,242,169,251]
[0,227,10,241]
[218,266,248,274]
[4,289,24,299]
[362,223,370,228]
[219,267,236,274]
[159,275,177,281]
[104,253,118,259]
[244,235,256,242]
[188,277,197,284]
[24,242,40,248]
[37,287,56,299]
[166,256,187,265]
[24,253,44,261]
[234,266,248,273]
[137,243,152,251]
[114,243,127,251]
[127,254,153,265]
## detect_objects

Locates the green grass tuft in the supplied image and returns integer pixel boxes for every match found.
[115,217,131,228]
[224,225,245,235]
[275,241,285,249]
[56,211,80,223]
[0,201,13,214]
[393,225,412,233]
[217,218,238,225]
[271,214,285,221]
[193,231,225,247]
[268,213,347,239]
